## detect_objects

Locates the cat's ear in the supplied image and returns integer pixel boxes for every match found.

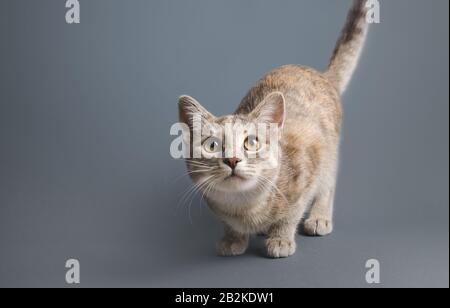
[178,95,215,128]
[250,92,285,128]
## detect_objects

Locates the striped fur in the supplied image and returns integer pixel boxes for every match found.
[326,0,370,93]
[178,1,370,258]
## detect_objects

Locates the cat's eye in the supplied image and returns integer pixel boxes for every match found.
[203,137,222,154]
[244,135,261,152]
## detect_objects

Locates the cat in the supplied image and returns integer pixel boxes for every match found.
[178,0,369,258]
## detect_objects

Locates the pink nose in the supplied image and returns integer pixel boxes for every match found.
[223,158,241,169]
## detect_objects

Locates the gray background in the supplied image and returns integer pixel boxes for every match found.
[0,0,448,288]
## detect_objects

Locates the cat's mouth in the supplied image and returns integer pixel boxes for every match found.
[224,172,247,182]
[215,171,259,192]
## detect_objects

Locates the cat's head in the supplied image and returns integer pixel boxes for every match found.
[178,92,285,196]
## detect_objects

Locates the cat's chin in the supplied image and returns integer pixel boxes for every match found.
[215,175,259,193]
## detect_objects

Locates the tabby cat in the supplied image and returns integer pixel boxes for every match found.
[178,0,369,258]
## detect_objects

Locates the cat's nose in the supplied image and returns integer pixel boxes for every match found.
[223,157,242,170]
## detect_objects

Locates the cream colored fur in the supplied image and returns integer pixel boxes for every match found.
[178,0,369,258]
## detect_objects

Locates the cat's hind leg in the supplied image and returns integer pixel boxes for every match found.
[303,152,338,236]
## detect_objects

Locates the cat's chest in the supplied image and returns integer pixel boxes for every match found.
[217,211,271,234]
[208,197,275,234]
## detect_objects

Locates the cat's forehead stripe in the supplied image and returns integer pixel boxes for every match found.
[216,115,249,125]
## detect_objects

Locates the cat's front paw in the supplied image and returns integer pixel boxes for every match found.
[266,238,297,258]
[216,238,248,257]
[303,218,333,236]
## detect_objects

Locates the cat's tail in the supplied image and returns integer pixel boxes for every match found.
[325,0,370,94]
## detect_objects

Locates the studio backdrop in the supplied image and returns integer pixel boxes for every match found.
[0,0,448,288]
